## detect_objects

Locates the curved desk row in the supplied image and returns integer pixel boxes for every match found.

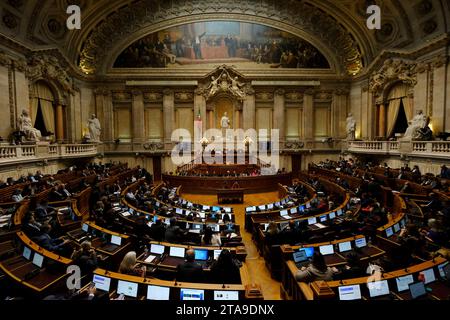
[90,267,263,300]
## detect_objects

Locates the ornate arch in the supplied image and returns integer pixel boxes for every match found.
[25,53,74,105]
[369,58,417,105]
[77,0,365,76]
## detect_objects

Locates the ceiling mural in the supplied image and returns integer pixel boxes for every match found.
[113,21,330,70]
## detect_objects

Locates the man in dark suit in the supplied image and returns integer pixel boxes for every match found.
[149,218,166,242]
[176,249,203,283]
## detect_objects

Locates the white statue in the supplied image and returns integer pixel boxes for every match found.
[18,109,41,142]
[402,110,427,140]
[221,112,230,129]
[346,113,356,140]
[87,114,101,142]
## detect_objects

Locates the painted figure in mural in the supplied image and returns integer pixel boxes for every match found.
[18,109,41,142]
[88,114,101,142]
[346,113,356,141]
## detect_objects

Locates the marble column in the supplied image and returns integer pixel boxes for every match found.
[55,103,64,142]
[273,88,285,147]
[163,89,175,149]
[432,55,448,133]
[132,90,145,145]
[94,87,113,143]
[243,88,256,131]
[302,89,314,140]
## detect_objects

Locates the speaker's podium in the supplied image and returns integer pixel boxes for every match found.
[217,188,245,204]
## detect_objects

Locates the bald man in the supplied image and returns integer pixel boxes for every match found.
[176,249,203,283]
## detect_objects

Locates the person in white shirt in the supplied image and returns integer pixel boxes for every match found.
[201,226,222,246]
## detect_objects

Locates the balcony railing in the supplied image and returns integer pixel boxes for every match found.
[0,143,98,166]
[347,140,450,158]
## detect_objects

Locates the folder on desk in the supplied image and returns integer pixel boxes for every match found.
[314,223,326,229]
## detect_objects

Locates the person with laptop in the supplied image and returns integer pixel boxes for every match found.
[334,253,365,280]
[33,223,72,256]
[201,226,222,246]
[210,249,241,284]
[164,217,186,243]
[176,249,203,283]
[295,251,338,282]
[149,218,166,242]
[118,251,146,277]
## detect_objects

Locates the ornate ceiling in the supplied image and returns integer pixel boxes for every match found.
[0,0,448,78]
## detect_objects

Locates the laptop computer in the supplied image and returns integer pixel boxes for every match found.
[409,282,428,300]
[293,249,310,268]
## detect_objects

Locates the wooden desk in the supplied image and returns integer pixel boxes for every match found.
[217,189,244,204]
[163,173,292,193]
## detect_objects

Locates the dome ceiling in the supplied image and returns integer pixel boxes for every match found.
[0,0,448,77]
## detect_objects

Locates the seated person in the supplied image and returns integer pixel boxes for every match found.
[265,222,281,245]
[35,200,56,221]
[33,223,72,256]
[335,253,365,280]
[295,251,338,282]
[71,241,98,274]
[176,249,203,283]
[201,226,222,246]
[149,218,166,242]
[118,251,146,277]
[22,212,42,237]
[164,218,185,243]
[209,249,241,284]
[50,184,72,201]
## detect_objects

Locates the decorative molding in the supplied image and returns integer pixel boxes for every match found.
[203,65,247,101]
[255,92,274,101]
[162,88,174,97]
[94,87,109,96]
[112,91,132,101]
[285,91,303,101]
[315,91,332,101]
[143,92,163,102]
[431,54,448,69]
[174,91,194,102]
[304,88,315,96]
[369,59,417,97]
[25,53,74,97]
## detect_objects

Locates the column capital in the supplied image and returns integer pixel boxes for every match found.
[163,88,174,96]
[131,89,142,97]
[274,88,285,96]
[304,88,315,96]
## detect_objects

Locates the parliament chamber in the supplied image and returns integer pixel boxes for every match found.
[0,0,449,308]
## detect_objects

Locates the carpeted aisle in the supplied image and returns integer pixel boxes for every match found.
[181,191,282,300]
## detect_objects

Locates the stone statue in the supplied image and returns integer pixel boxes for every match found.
[230,76,245,99]
[221,112,230,129]
[346,113,356,140]
[206,76,219,99]
[402,110,427,140]
[87,114,101,142]
[18,109,41,142]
